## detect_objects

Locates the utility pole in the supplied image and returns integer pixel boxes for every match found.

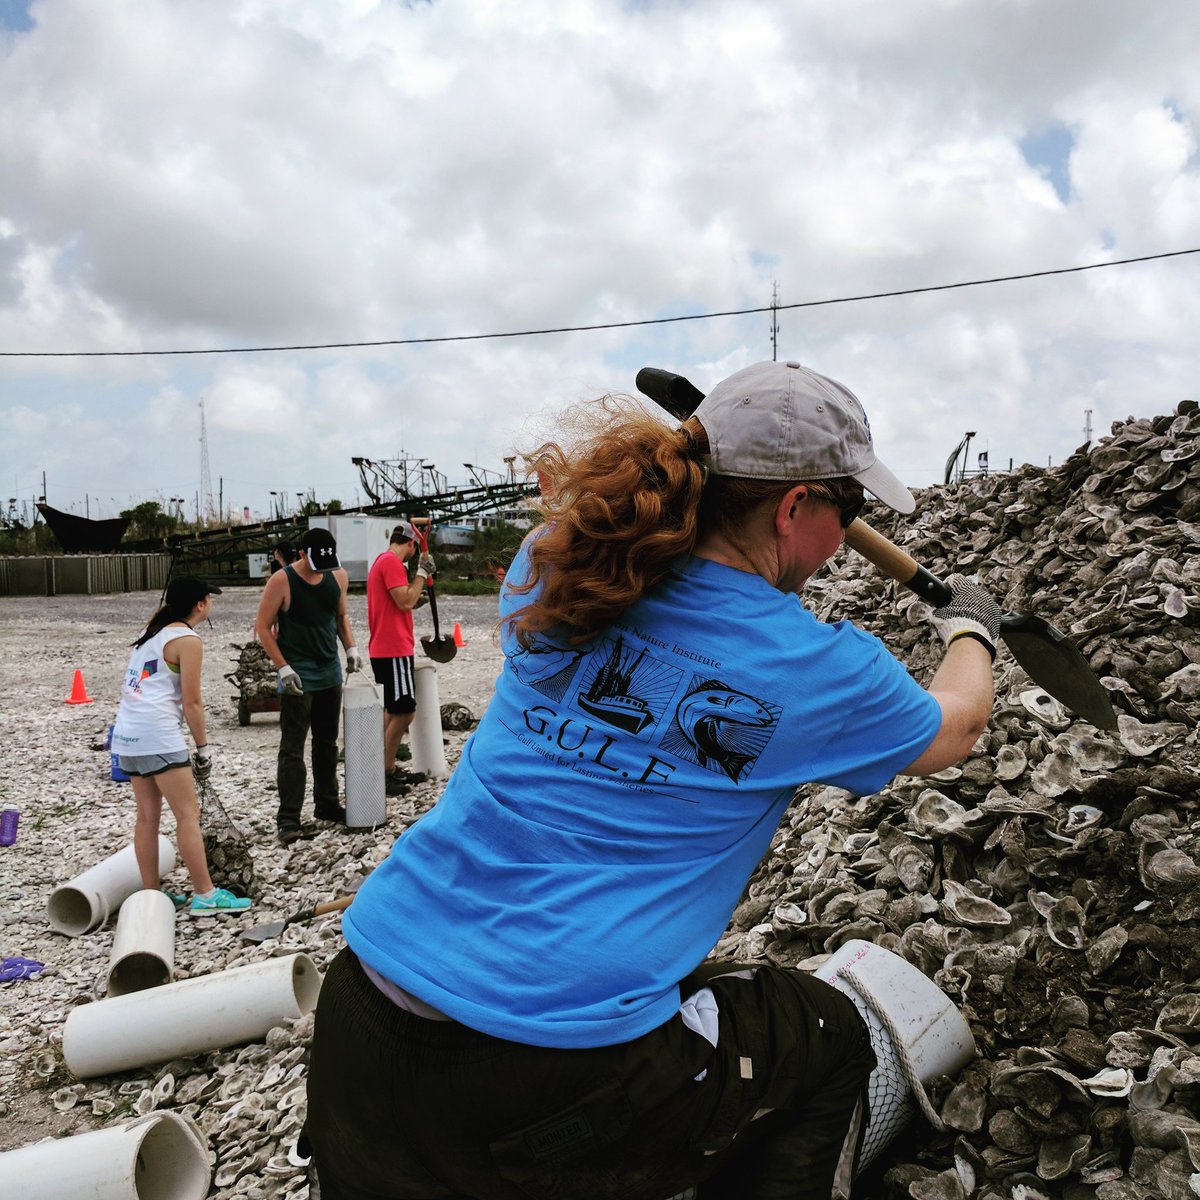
[1083,408,1094,447]
[770,280,781,362]
[199,397,213,526]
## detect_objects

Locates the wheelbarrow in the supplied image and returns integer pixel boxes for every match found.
[236,691,281,727]
[226,641,283,725]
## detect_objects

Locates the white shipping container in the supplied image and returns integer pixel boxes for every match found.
[307,514,397,583]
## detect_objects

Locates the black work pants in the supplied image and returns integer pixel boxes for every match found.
[277,684,342,827]
[304,948,875,1200]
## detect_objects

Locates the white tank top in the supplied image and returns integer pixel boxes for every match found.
[111,625,199,756]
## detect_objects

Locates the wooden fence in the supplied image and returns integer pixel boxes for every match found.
[0,554,172,597]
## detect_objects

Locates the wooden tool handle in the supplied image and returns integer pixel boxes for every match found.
[844,519,953,606]
[312,895,355,918]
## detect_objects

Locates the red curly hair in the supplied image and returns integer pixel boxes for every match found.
[505,395,817,647]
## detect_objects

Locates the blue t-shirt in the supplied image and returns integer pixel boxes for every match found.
[343,546,941,1049]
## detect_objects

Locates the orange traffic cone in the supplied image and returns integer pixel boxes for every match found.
[64,669,94,705]
[452,623,467,648]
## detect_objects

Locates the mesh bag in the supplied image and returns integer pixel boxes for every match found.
[197,776,256,897]
[226,640,279,703]
[440,702,477,731]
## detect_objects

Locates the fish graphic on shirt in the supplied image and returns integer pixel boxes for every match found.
[675,681,774,782]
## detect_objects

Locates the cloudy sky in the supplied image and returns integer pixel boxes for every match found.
[2,0,1198,525]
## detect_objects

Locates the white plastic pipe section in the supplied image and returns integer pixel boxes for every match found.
[411,659,449,780]
[0,1110,210,1200]
[106,888,177,997]
[344,672,387,828]
[48,836,176,937]
[64,953,322,1079]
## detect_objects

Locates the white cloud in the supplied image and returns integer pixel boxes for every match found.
[1,0,1198,517]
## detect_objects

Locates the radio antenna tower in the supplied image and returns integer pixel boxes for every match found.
[770,280,781,361]
[199,397,214,524]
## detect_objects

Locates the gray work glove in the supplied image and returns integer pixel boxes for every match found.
[278,665,305,696]
[931,575,1002,659]
[418,552,436,577]
[345,646,363,674]
[191,745,213,781]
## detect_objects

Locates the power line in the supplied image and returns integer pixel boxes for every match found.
[4,246,1197,359]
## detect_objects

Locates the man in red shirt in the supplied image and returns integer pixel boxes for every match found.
[366,522,433,794]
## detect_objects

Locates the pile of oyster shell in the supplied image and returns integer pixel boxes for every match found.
[720,400,1200,1199]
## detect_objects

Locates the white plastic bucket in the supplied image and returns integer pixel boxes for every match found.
[343,673,386,829]
[814,939,976,1169]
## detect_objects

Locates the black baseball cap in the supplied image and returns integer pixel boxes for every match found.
[165,576,222,609]
[301,527,340,569]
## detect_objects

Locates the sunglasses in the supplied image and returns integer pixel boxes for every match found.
[807,484,866,529]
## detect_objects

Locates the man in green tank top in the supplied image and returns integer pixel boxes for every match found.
[256,527,363,844]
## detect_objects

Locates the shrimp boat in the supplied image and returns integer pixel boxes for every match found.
[577,636,653,734]
[36,503,131,553]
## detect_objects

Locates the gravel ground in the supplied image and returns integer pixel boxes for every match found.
[0,586,505,1157]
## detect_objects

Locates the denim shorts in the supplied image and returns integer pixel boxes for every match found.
[118,751,190,777]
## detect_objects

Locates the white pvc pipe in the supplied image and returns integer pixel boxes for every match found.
[106,888,177,997]
[0,1110,210,1200]
[344,672,387,828]
[63,953,322,1079]
[411,659,449,780]
[48,836,176,938]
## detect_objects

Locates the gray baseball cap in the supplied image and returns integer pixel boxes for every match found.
[693,360,915,514]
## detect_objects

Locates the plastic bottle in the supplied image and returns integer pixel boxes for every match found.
[108,722,130,782]
[0,806,19,846]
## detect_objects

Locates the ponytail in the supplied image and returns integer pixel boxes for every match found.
[506,396,707,647]
[133,601,190,648]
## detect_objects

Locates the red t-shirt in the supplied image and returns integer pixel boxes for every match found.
[367,551,415,657]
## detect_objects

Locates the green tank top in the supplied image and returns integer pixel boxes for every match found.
[277,565,343,690]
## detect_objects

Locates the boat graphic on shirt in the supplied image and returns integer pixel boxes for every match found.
[576,636,655,734]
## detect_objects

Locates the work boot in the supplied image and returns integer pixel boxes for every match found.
[385,771,408,796]
[314,803,348,825]
[277,824,303,847]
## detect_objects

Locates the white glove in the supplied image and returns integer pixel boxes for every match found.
[931,575,1002,659]
[346,646,363,674]
[191,745,213,781]
[278,665,305,696]
[418,552,436,577]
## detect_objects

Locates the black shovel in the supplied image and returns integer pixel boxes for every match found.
[634,366,1118,731]
[416,526,457,663]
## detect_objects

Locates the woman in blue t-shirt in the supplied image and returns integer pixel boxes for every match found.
[304,361,999,1200]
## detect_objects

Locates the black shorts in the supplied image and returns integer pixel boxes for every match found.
[371,656,416,715]
[304,949,875,1200]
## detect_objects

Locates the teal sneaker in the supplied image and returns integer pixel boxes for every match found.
[190,888,252,914]
[162,889,188,909]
